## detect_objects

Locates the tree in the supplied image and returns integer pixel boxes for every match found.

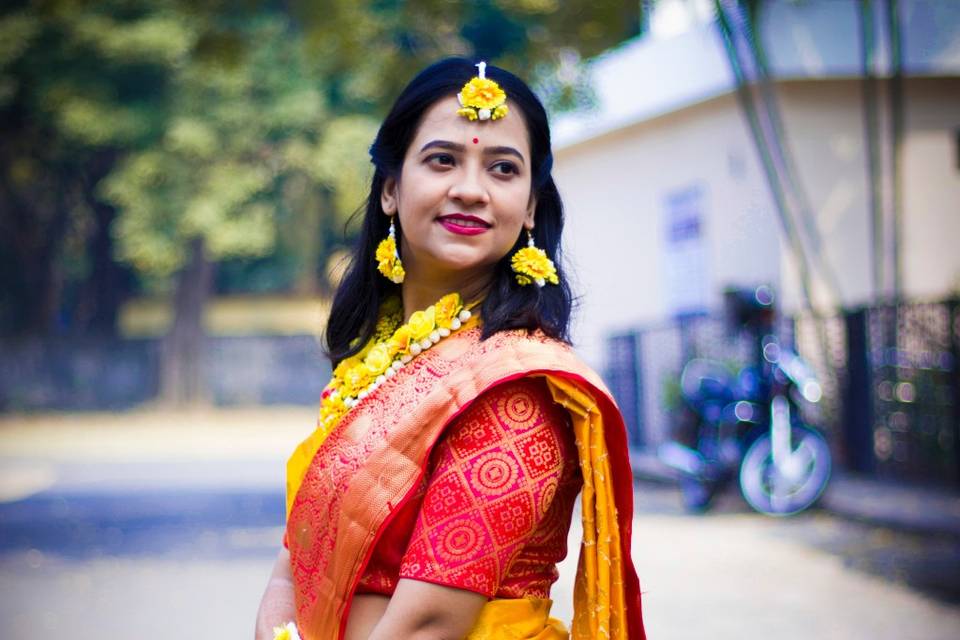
[0,1,170,335]
[100,12,379,404]
[2,0,646,405]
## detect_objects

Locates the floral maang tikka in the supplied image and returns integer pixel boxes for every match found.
[457,61,509,122]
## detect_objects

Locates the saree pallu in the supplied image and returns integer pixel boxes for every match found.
[285,328,645,640]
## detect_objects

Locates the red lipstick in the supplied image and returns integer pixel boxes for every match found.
[437,214,490,236]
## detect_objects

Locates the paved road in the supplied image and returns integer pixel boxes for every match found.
[2,481,959,640]
[1,410,958,639]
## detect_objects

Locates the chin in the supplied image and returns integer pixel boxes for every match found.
[429,253,498,277]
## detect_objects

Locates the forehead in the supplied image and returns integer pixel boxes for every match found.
[408,95,531,156]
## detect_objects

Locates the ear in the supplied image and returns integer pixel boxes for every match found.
[523,196,537,230]
[381,176,398,215]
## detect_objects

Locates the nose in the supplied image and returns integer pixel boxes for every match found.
[447,165,489,207]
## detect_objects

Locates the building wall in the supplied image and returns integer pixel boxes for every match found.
[555,77,960,366]
[555,92,780,367]
[900,77,960,299]
[773,79,875,312]
[775,77,960,311]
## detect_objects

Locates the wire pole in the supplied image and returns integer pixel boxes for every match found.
[858,0,885,302]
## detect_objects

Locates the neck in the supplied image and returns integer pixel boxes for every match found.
[400,267,491,321]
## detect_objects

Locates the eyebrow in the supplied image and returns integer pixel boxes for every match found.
[419,139,526,164]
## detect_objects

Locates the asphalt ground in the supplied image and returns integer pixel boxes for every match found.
[1,408,959,639]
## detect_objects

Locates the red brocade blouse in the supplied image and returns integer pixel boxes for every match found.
[354,376,583,599]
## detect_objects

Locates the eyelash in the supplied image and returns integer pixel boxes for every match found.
[425,153,519,176]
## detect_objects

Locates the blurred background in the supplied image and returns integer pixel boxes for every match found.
[1,0,959,638]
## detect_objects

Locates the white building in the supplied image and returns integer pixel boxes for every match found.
[553,0,960,368]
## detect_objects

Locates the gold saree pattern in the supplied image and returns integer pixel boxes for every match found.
[284,328,644,639]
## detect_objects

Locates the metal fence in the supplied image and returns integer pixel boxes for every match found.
[606,298,960,488]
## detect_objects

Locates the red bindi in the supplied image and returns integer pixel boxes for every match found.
[472,137,479,144]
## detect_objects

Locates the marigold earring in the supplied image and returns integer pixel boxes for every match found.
[376,216,405,284]
[511,229,558,287]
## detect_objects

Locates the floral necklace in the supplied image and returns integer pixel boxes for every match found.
[317,293,479,435]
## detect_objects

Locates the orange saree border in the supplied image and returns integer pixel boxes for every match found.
[285,329,645,640]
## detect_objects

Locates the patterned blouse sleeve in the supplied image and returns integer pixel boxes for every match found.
[397,376,575,597]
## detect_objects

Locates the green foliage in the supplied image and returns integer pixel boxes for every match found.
[99,14,330,280]
[312,115,379,228]
[2,0,644,333]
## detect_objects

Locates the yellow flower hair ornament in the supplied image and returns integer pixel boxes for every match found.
[376,216,405,284]
[511,229,558,288]
[457,61,508,122]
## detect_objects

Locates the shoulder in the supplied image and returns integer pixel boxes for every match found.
[439,375,573,466]
[462,328,611,400]
[459,328,579,372]
[469,375,566,428]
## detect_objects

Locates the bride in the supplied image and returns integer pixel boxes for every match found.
[255,57,645,640]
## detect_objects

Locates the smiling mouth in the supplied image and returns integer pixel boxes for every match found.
[437,214,491,229]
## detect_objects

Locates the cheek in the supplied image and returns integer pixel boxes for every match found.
[503,183,534,221]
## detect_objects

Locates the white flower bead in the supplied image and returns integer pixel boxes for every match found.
[458,309,471,322]
[385,368,395,378]
[420,338,432,350]
[391,360,403,371]
[375,375,385,385]
[478,108,491,120]
[536,278,545,287]
[279,621,302,640]
[429,330,440,343]
[450,318,461,330]
[358,390,368,400]
[438,327,450,337]
[401,354,413,364]
[410,343,422,356]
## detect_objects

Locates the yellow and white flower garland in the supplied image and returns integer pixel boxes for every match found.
[317,293,477,437]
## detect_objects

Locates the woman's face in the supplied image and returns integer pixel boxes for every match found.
[381,95,535,289]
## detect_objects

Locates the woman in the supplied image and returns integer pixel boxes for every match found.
[255,57,645,640]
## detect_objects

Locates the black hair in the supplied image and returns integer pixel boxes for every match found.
[325,57,573,364]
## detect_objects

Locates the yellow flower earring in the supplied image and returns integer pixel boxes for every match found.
[511,228,558,287]
[376,216,405,284]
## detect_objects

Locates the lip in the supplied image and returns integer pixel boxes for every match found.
[437,213,491,236]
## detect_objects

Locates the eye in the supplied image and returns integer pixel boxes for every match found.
[426,153,455,167]
[491,160,519,176]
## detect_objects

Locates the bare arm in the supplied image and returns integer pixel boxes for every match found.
[364,578,486,640]
[254,548,297,640]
